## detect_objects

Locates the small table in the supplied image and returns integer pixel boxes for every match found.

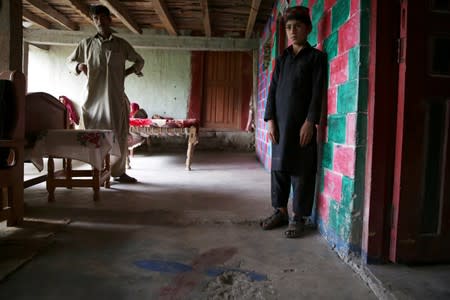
[30,129,120,201]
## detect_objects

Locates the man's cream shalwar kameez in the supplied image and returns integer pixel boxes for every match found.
[67,34,144,177]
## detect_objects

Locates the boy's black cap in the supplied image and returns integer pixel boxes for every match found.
[284,6,312,26]
[90,5,111,17]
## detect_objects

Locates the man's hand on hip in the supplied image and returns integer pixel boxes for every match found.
[77,63,88,75]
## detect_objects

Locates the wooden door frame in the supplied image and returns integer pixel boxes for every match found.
[389,0,450,263]
[188,52,205,122]
[362,0,401,263]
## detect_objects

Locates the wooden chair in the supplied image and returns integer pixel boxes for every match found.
[23,93,114,202]
[24,92,69,188]
[0,70,25,226]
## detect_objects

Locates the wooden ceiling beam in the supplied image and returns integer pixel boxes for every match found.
[24,29,259,51]
[152,0,178,36]
[30,43,50,51]
[199,0,211,37]
[24,0,79,31]
[99,0,143,34]
[66,0,94,24]
[245,0,262,38]
[23,9,51,29]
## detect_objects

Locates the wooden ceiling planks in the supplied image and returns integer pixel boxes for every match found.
[23,9,51,29]
[199,0,211,37]
[99,0,143,34]
[245,0,262,38]
[65,0,93,24]
[152,0,178,35]
[21,0,275,38]
[24,0,79,30]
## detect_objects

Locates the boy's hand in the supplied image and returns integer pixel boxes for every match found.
[268,120,279,144]
[300,120,314,147]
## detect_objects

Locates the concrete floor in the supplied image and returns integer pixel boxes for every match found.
[368,263,450,300]
[1,151,379,299]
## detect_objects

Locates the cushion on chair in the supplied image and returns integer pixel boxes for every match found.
[0,80,15,139]
[0,80,16,168]
[59,96,80,127]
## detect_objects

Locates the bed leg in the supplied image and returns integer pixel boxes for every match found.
[126,150,131,169]
[185,126,198,171]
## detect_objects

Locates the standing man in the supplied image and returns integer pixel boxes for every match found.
[260,6,326,238]
[67,5,144,183]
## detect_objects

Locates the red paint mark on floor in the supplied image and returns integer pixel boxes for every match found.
[158,247,238,300]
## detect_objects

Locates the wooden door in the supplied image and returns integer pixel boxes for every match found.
[390,0,450,262]
[202,52,242,129]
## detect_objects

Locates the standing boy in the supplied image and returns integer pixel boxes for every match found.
[67,5,144,183]
[261,6,326,238]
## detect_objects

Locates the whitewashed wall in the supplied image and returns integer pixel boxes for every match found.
[27,45,192,119]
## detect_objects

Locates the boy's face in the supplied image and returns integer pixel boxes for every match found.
[92,13,112,33]
[285,20,311,46]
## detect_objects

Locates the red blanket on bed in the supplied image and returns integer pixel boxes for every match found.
[129,118,199,129]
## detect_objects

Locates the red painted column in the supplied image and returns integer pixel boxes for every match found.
[240,52,252,130]
[188,52,204,121]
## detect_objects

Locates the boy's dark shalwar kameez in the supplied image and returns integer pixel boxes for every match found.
[264,43,326,221]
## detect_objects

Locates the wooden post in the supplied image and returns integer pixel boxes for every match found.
[66,158,73,189]
[22,42,29,79]
[92,168,100,201]
[47,157,55,202]
[0,0,23,71]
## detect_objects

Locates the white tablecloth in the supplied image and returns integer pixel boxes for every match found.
[30,129,120,171]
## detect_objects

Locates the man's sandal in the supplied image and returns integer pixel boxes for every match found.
[260,209,289,230]
[284,219,305,238]
[113,173,137,183]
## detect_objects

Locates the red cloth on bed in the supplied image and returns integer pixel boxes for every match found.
[129,118,199,129]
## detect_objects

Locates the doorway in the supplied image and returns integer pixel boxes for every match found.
[366,0,450,263]
[201,52,247,130]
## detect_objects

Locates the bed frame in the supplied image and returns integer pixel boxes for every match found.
[130,124,198,170]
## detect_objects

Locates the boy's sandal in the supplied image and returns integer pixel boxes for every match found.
[260,210,289,230]
[284,220,305,238]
